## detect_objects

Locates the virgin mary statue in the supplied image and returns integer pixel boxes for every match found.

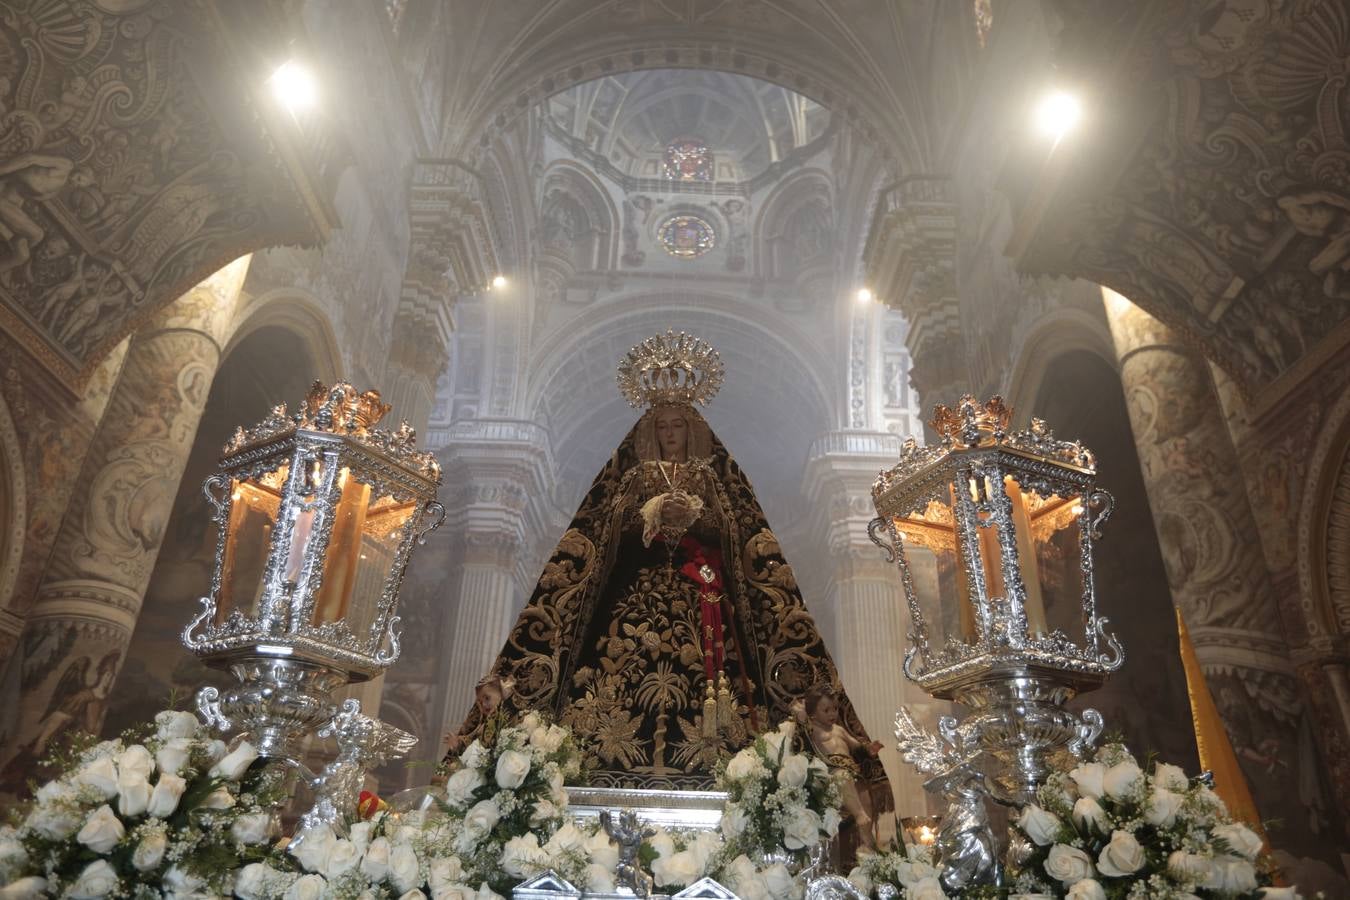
[448,332,888,802]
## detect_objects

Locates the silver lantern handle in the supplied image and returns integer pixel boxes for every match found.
[416,500,446,545]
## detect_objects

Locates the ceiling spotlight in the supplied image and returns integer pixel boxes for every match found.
[856,288,874,304]
[1034,90,1081,141]
[269,60,318,113]
[491,275,508,290]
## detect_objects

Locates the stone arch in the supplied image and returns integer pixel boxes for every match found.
[1298,388,1350,639]
[538,161,618,271]
[753,168,834,282]
[462,41,911,169]
[223,290,344,385]
[0,391,26,615]
[1003,306,1119,416]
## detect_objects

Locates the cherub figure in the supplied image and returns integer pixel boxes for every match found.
[600,808,655,898]
[793,683,883,851]
[436,674,515,781]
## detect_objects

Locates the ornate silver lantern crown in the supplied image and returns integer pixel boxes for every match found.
[873,395,1122,803]
[184,381,444,758]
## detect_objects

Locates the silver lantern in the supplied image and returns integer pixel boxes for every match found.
[872,395,1122,804]
[184,381,444,761]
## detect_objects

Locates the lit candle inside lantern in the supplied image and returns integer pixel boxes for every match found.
[918,824,937,846]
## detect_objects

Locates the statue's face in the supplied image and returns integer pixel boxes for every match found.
[655,408,689,462]
[476,683,503,715]
[810,694,838,727]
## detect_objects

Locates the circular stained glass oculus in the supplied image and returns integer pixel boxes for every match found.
[658,215,717,259]
[663,138,713,182]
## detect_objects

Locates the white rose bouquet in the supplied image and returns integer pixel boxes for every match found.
[0,709,281,899]
[1006,742,1284,899]
[716,721,842,868]
[847,844,947,900]
[429,710,585,894]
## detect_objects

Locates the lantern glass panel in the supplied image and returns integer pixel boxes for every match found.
[311,470,417,640]
[1013,479,1086,638]
[895,493,977,645]
[218,464,288,622]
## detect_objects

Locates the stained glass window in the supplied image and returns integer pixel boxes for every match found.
[663,138,713,182]
[658,215,716,259]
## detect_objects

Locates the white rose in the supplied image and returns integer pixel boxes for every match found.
[324,839,361,878]
[1143,787,1184,828]
[401,893,428,900]
[0,831,28,873]
[761,730,788,762]
[653,850,702,888]
[1096,830,1145,877]
[585,828,619,871]
[462,799,500,840]
[529,799,559,825]
[726,749,764,781]
[390,841,422,893]
[846,867,873,896]
[1204,856,1258,894]
[686,831,722,872]
[519,711,542,732]
[760,862,795,900]
[724,855,768,900]
[1167,851,1214,883]
[1213,822,1264,860]
[782,806,822,850]
[1154,762,1189,792]
[0,877,47,900]
[721,805,749,838]
[205,739,228,763]
[543,822,588,856]
[69,860,120,899]
[283,874,326,900]
[585,863,616,894]
[822,808,841,838]
[1071,797,1109,835]
[907,876,947,900]
[460,740,487,770]
[528,724,566,753]
[428,856,465,896]
[155,738,194,776]
[1066,878,1106,900]
[444,767,485,806]
[200,787,236,809]
[35,780,76,805]
[290,825,337,873]
[1068,762,1106,800]
[361,836,393,882]
[163,865,204,894]
[494,750,532,789]
[211,741,259,780]
[1018,804,1063,846]
[434,885,476,900]
[235,862,275,900]
[25,804,80,840]
[77,805,125,854]
[1258,888,1303,899]
[232,812,272,845]
[648,830,675,859]
[146,773,187,818]
[118,745,155,783]
[1102,760,1143,800]
[74,757,120,799]
[1045,844,1095,885]
[500,833,547,879]
[349,821,373,853]
[132,830,168,871]
[155,710,199,740]
[777,754,809,789]
[117,773,151,818]
[893,858,939,887]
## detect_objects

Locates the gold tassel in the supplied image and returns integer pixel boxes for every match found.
[703,680,718,738]
[717,670,734,727]
[1176,608,1270,842]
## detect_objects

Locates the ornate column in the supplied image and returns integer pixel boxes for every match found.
[3,257,250,764]
[428,419,557,741]
[802,430,945,817]
[1103,289,1332,845]
[861,176,968,417]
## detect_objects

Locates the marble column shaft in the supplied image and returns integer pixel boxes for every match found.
[1103,290,1327,842]
[3,258,249,765]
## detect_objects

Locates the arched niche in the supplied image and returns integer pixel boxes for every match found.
[102,320,328,734]
[0,391,26,615]
[1299,387,1350,641]
[538,161,618,271]
[753,169,834,282]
